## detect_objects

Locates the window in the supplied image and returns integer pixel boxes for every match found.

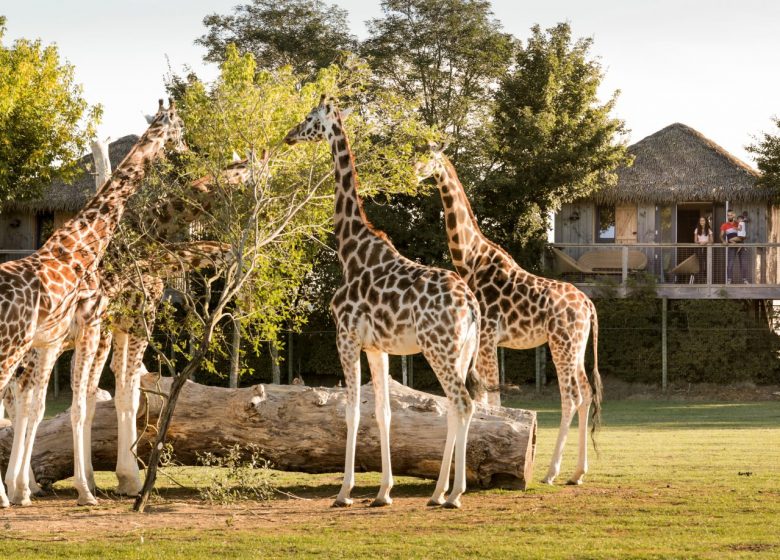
[596,206,615,243]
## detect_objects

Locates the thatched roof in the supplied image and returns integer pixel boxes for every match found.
[2,135,139,214]
[592,123,761,204]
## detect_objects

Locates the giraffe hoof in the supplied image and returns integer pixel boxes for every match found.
[426,497,445,507]
[370,497,392,507]
[0,499,9,509]
[442,498,461,509]
[541,478,555,485]
[331,497,353,508]
[566,479,584,486]
[77,495,98,507]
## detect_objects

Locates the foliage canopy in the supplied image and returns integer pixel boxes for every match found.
[0,17,101,205]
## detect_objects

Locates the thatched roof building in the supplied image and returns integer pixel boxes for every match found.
[2,135,139,213]
[593,123,760,204]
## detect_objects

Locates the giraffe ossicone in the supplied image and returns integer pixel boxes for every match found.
[285,95,482,508]
[417,146,603,486]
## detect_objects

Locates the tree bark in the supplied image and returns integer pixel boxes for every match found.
[269,342,280,385]
[0,375,536,492]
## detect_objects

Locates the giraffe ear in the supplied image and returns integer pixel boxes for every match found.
[339,107,354,120]
[144,114,156,124]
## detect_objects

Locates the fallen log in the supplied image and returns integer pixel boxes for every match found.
[0,375,536,491]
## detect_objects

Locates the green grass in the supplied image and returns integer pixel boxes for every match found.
[6,398,780,559]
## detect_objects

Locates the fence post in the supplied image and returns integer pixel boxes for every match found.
[535,346,541,393]
[662,297,668,392]
[53,360,60,399]
[499,347,506,386]
[401,355,408,386]
[706,245,713,286]
[408,356,414,388]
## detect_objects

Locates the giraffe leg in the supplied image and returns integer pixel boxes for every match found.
[568,360,593,485]
[84,329,112,495]
[0,324,36,508]
[334,332,361,508]
[4,383,43,497]
[427,405,455,506]
[365,350,393,507]
[443,343,477,509]
[112,332,145,496]
[6,347,58,506]
[70,322,102,506]
[423,319,477,509]
[476,329,500,407]
[12,379,50,506]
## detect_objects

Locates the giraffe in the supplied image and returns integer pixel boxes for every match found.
[5,241,232,504]
[0,99,184,506]
[415,146,603,486]
[4,153,260,504]
[284,95,482,508]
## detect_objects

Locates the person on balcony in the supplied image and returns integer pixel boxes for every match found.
[694,216,713,282]
[720,211,748,284]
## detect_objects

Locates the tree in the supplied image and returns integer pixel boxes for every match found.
[196,0,357,74]
[363,0,513,172]
[361,0,514,268]
[0,17,101,205]
[125,46,432,510]
[747,117,780,198]
[483,22,630,268]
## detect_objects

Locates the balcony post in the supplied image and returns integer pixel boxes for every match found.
[621,245,628,284]
[706,245,713,286]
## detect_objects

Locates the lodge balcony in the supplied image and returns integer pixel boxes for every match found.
[546,242,780,300]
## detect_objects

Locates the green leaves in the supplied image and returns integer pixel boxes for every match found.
[197,0,357,75]
[0,20,100,205]
[482,22,631,268]
[747,117,780,201]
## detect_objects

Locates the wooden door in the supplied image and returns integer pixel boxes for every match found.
[616,204,637,244]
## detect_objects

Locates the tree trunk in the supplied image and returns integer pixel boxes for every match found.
[269,342,280,385]
[0,375,537,492]
[229,317,240,389]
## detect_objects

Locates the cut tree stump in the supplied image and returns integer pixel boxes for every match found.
[0,375,537,490]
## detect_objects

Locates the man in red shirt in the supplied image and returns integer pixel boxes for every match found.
[720,211,747,283]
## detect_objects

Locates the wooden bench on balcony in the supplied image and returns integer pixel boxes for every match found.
[579,249,648,273]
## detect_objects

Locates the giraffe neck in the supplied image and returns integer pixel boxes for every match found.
[435,159,522,277]
[38,122,168,272]
[325,117,393,274]
[142,159,252,241]
[104,241,231,298]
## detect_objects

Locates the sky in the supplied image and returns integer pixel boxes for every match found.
[3,0,779,165]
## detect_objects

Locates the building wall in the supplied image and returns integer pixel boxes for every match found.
[0,212,36,251]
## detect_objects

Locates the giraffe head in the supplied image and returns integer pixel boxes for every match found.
[413,142,449,183]
[144,98,186,152]
[284,94,350,145]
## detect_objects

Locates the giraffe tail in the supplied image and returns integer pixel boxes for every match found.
[463,305,484,401]
[588,298,603,449]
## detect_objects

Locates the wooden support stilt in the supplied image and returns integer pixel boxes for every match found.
[662,297,668,391]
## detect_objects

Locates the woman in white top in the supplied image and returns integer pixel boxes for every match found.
[694,216,713,245]
[692,216,712,283]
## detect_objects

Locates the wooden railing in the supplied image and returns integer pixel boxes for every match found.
[547,242,780,299]
[0,249,35,263]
